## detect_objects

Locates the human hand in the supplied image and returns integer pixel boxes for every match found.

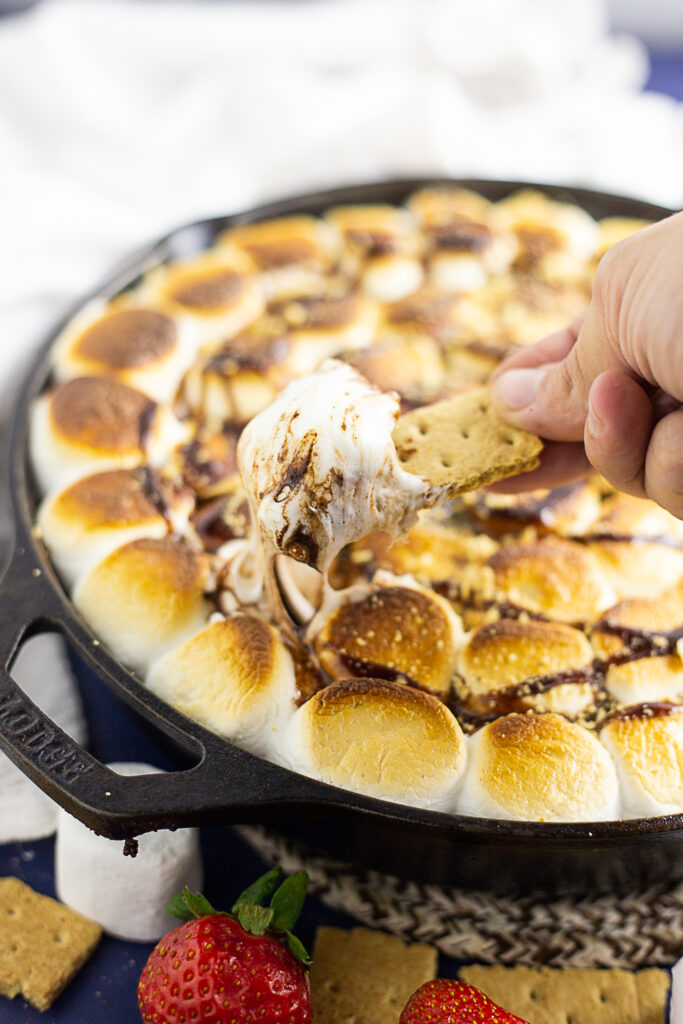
[490,210,683,518]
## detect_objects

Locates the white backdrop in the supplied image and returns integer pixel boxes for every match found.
[0,0,682,399]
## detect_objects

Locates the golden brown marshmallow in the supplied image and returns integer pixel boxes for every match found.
[458,619,596,717]
[599,703,683,816]
[313,584,463,700]
[73,536,210,673]
[38,468,194,585]
[458,713,619,821]
[489,539,616,623]
[277,677,467,810]
[147,615,298,755]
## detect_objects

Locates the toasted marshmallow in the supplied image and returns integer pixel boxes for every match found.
[275,290,379,376]
[408,186,495,226]
[219,216,335,299]
[30,377,186,494]
[458,713,619,822]
[344,519,496,585]
[38,468,194,587]
[73,537,210,673]
[313,583,463,700]
[489,539,616,623]
[174,427,239,500]
[586,494,683,598]
[52,299,197,403]
[494,189,599,266]
[382,287,460,342]
[183,336,283,429]
[599,704,683,816]
[408,187,516,290]
[138,251,264,348]
[277,677,467,810]
[605,655,683,706]
[591,593,683,660]
[459,619,596,717]
[465,482,602,538]
[147,615,297,756]
[451,274,588,352]
[588,537,683,600]
[237,360,429,572]
[346,334,446,407]
[590,493,683,542]
[325,205,423,301]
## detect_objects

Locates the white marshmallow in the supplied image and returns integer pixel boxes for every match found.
[56,762,202,942]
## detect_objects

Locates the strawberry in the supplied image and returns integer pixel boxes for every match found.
[400,979,529,1024]
[138,868,311,1024]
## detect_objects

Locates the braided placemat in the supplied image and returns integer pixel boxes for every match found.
[238,825,683,968]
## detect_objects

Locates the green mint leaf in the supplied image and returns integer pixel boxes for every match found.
[284,931,311,966]
[182,890,217,919]
[167,893,195,921]
[270,871,309,932]
[237,903,275,936]
[232,868,283,914]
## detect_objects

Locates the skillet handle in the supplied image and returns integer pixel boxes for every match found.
[0,541,345,840]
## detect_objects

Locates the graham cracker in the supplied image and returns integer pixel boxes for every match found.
[460,964,669,1024]
[0,876,101,1012]
[310,925,437,1024]
[393,386,542,494]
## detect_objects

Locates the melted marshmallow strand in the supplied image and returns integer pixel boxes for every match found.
[237,359,430,572]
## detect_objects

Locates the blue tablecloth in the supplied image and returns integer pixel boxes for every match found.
[1,45,682,1024]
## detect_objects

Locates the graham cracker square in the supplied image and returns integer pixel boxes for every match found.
[460,964,670,1024]
[310,925,437,1024]
[0,876,101,1012]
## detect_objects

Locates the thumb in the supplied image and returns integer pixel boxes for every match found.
[490,302,616,442]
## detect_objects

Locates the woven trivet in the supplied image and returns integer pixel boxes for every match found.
[237,825,683,969]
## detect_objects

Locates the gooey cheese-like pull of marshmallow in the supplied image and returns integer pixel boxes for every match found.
[237,359,432,576]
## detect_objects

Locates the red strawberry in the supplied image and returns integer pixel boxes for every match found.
[400,979,529,1024]
[138,869,311,1024]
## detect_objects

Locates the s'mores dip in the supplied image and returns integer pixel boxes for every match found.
[30,186,683,822]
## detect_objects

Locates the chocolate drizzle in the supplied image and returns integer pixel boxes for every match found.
[598,701,683,729]
[424,218,492,253]
[459,665,602,720]
[593,622,683,660]
[137,402,157,455]
[137,466,175,528]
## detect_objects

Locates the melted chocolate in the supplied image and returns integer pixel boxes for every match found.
[191,495,249,553]
[598,701,683,729]
[461,665,601,718]
[593,621,683,660]
[345,228,398,257]
[424,218,492,252]
[137,467,174,528]
[137,402,157,454]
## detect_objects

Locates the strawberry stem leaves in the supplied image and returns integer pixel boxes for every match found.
[166,869,312,965]
[270,872,309,933]
[236,904,275,936]
[167,888,218,922]
[232,867,283,914]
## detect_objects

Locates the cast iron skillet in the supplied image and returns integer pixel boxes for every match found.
[0,178,680,895]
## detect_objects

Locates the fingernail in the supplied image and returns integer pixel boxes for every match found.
[493,367,546,411]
